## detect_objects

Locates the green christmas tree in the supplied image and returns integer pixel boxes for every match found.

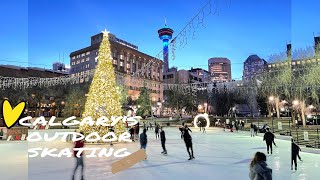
[136,86,151,119]
[79,30,125,139]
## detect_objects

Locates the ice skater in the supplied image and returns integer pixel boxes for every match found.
[129,126,135,142]
[202,123,206,133]
[183,125,194,160]
[263,128,275,155]
[72,132,85,180]
[250,123,255,137]
[140,129,148,159]
[155,124,160,139]
[198,121,202,131]
[136,122,140,140]
[249,152,272,180]
[160,127,167,154]
[179,123,185,139]
[292,139,302,171]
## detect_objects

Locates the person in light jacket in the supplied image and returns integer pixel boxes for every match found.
[249,152,272,180]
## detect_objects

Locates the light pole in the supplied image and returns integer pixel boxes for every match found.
[204,103,208,114]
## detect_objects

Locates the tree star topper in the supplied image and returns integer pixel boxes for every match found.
[102,29,110,35]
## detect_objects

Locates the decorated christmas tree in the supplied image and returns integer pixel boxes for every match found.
[79,30,125,139]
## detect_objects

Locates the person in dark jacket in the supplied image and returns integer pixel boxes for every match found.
[249,152,272,180]
[250,123,255,137]
[292,139,301,170]
[72,132,85,180]
[129,126,135,142]
[160,127,167,154]
[140,129,148,150]
[136,122,140,135]
[263,128,275,154]
[254,124,258,136]
[183,125,194,160]
[179,123,185,139]
[155,124,160,139]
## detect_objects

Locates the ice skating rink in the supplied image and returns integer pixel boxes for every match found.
[1,127,319,180]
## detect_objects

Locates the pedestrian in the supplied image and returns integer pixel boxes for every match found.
[179,122,185,139]
[140,129,148,159]
[155,124,160,139]
[230,123,234,132]
[109,126,114,146]
[254,124,258,136]
[72,132,85,180]
[129,126,135,142]
[183,125,194,160]
[263,128,275,155]
[143,122,146,130]
[136,122,140,139]
[160,127,167,154]
[202,122,206,133]
[292,139,302,170]
[149,122,153,130]
[249,152,272,180]
[241,121,245,130]
[235,122,239,132]
[250,123,255,137]
[198,121,202,131]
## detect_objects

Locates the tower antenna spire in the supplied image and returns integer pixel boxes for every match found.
[164,17,167,26]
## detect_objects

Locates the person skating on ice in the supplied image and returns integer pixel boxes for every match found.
[263,128,275,154]
[72,132,85,180]
[292,139,302,170]
[140,129,148,159]
[129,126,135,142]
[183,125,194,160]
[250,122,255,137]
[249,152,272,180]
[202,122,206,133]
[160,126,167,154]
[179,122,185,139]
[155,124,160,139]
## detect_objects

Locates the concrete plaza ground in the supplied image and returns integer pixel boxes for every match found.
[0,127,319,180]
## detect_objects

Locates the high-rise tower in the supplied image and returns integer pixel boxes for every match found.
[158,21,174,73]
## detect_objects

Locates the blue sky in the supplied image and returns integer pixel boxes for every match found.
[0,0,319,80]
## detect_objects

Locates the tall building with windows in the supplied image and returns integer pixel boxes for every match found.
[242,55,267,80]
[189,68,210,82]
[69,32,164,102]
[208,57,232,82]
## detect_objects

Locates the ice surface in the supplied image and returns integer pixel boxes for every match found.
[1,128,319,180]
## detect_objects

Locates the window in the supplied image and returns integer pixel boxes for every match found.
[72,56,75,60]
[120,61,123,66]
[76,60,80,64]
[113,60,117,64]
[113,52,117,58]
[96,52,98,55]
[86,57,90,61]
[81,59,84,63]
[81,53,85,57]
[133,59,136,63]
[86,52,90,55]
[127,64,130,68]
[120,54,124,60]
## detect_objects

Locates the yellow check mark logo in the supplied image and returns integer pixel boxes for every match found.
[2,100,25,129]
